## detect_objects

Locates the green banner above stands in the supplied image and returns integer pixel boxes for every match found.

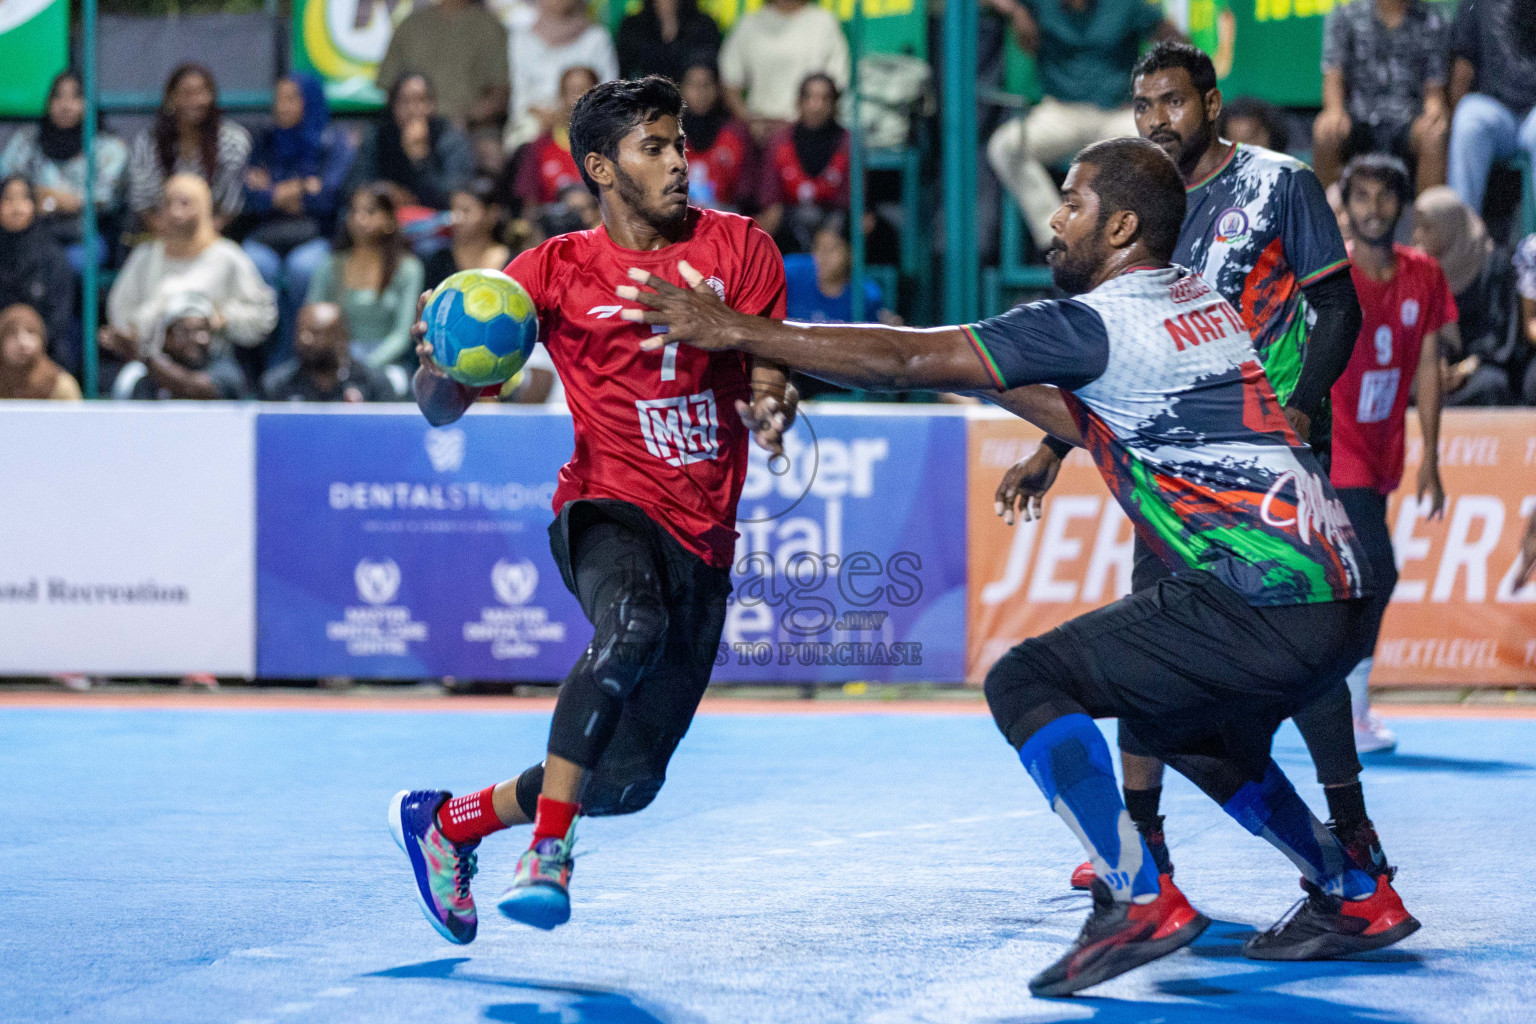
[291,0,400,110]
[0,0,67,116]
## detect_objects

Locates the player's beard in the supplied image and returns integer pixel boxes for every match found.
[1348,210,1399,249]
[612,163,688,234]
[1047,233,1104,296]
[1151,117,1216,177]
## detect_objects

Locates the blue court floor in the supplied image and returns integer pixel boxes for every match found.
[2,701,1532,1024]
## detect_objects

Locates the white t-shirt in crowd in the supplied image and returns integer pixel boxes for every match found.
[719,2,850,122]
[506,17,618,142]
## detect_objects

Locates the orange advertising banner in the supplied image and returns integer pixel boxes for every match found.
[966,409,1536,687]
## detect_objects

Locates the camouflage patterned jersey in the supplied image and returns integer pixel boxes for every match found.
[1174,143,1351,406]
[965,265,1370,607]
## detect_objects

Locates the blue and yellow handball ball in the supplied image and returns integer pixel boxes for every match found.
[424,268,539,387]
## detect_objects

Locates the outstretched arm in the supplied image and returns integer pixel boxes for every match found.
[408,290,477,426]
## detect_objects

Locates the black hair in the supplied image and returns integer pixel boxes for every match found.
[559,64,601,95]
[387,70,435,113]
[337,182,406,296]
[1340,152,1412,207]
[453,176,507,239]
[1219,95,1291,153]
[155,63,221,183]
[569,76,684,196]
[1132,41,1218,98]
[798,72,841,104]
[1073,137,1186,262]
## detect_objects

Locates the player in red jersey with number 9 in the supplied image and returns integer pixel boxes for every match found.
[388,77,796,942]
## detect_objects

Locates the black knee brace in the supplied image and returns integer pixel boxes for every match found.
[579,717,676,817]
[983,639,1089,749]
[514,762,545,820]
[588,580,669,700]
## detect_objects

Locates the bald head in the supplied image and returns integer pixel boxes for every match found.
[296,302,349,369]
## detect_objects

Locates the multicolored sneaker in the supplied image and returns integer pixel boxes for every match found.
[1243,874,1420,961]
[497,820,578,931]
[388,789,479,944]
[1070,816,1174,891]
[1030,875,1209,997]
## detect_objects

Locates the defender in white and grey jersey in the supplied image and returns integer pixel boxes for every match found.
[618,138,1419,996]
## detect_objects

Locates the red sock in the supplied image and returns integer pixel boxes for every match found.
[531,795,579,846]
[436,786,507,846]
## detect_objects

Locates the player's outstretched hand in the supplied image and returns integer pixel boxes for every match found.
[737,381,799,459]
[617,261,752,351]
[994,443,1063,526]
[1516,509,1536,590]
[1416,461,1446,521]
[411,289,448,378]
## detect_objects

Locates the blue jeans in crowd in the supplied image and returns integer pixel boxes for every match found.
[242,237,331,367]
[1448,93,1536,215]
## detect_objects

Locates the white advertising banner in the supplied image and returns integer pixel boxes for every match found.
[0,404,256,676]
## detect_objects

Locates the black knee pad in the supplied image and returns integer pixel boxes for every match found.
[590,583,670,700]
[579,716,676,816]
[983,639,1086,749]
[581,772,665,816]
[514,762,545,820]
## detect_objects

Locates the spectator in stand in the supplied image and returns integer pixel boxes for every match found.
[1510,233,1536,402]
[506,0,618,151]
[719,0,848,141]
[376,0,510,130]
[1412,186,1520,405]
[0,177,74,374]
[1313,0,1450,192]
[617,0,722,82]
[784,214,898,326]
[111,292,250,400]
[306,183,424,385]
[346,73,474,213]
[424,178,513,288]
[261,301,394,402]
[680,62,755,212]
[537,182,601,239]
[243,73,354,369]
[1219,95,1291,153]
[0,304,79,401]
[985,0,1179,251]
[127,63,251,231]
[510,65,598,227]
[103,174,277,367]
[1446,0,1536,216]
[0,70,128,268]
[757,73,850,253]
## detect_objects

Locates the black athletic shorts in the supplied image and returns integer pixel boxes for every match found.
[548,498,732,796]
[995,570,1369,779]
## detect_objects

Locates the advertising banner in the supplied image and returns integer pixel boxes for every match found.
[256,408,589,680]
[0,404,256,677]
[965,409,1536,687]
[715,407,968,683]
[291,0,403,109]
[0,0,66,116]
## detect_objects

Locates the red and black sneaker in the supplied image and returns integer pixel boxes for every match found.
[1329,817,1394,881]
[1243,874,1420,961]
[1029,875,1209,997]
[1069,816,1174,891]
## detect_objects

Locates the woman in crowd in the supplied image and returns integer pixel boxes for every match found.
[510,65,597,227]
[424,178,512,289]
[506,0,617,151]
[679,62,756,212]
[0,70,128,267]
[1218,96,1291,154]
[616,0,721,82]
[346,72,473,214]
[306,183,424,380]
[243,73,355,367]
[127,63,252,231]
[103,174,276,371]
[1413,186,1521,406]
[0,304,79,401]
[757,73,850,253]
[0,177,74,373]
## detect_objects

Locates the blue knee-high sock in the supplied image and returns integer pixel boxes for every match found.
[1018,714,1160,903]
[1222,760,1375,899]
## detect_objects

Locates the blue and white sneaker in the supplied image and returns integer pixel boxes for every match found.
[388,789,478,944]
[497,820,577,930]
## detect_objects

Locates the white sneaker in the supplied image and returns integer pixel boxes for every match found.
[1354,713,1397,754]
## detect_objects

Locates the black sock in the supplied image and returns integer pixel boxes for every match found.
[1123,785,1163,830]
[1324,781,1367,832]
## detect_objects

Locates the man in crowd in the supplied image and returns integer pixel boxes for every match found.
[1446,0,1536,216]
[112,293,249,401]
[376,0,510,130]
[986,0,1180,252]
[1313,0,1451,192]
[261,302,393,403]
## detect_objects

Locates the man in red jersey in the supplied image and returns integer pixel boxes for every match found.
[1332,153,1451,752]
[388,77,795,942]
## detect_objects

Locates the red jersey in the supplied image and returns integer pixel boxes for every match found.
[1331,243,1456,493]
[515,133,581,206]
[506,208,788,568]
[760,127,850,209]
[685,119,754,208]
